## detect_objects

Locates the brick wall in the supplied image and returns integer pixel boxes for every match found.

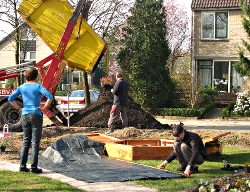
[193,9,248,58]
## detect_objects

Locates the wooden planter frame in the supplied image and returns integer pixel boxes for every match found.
[85,132,231,161]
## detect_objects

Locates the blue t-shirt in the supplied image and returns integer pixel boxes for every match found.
[8,83,53,116]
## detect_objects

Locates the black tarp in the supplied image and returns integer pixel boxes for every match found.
[38,135,184,183]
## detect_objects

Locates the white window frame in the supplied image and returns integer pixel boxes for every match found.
[25,51,36,61]
[201,12,228,39]
[21,51,36,62]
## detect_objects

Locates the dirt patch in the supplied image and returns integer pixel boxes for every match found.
[1,127,250,192]
[2,127,250,163]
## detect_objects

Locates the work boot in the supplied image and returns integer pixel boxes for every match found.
[31,167,43,174]
[19,167,30,172]
[176,166,186,171]
[105,128,114,134]
[190,166,199,174]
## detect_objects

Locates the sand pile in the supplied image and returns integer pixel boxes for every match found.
[69,85,170,129]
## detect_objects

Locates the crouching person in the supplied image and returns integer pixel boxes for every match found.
[160,124,207,177]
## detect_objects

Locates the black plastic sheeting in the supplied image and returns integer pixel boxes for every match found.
[38,135,184,183]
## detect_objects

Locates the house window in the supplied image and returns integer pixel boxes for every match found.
[26,52,36,61]
[198,60,243,93]
[20,51,36,62]
[20,40,36,62]
[202,12,228,39]
[198,60,212,88]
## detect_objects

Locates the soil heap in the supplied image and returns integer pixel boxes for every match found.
[69,85,170,129]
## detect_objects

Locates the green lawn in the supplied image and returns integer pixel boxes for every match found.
[132,146,250,191]
[0,170,86,192]
[0,146,249,192]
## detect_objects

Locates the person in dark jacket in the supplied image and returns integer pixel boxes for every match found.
[159,123,207,177]
[106,72,128,134]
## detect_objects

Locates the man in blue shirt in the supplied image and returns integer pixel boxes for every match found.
[8,68,53,173]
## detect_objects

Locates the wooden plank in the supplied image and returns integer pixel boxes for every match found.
[132,146,174,160]
[161,140,174,146]
[202,132,231,143]
[105,143,174,161]
[105,143,134,161]
[205,141,222,155]
[85,134,124,144]
[125,139,160,146]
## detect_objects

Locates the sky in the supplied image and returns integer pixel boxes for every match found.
[176,0,192,17]
[0,0,193,39]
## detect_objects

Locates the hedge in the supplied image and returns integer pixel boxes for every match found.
[55,91,67,96]
[148,103,215,119]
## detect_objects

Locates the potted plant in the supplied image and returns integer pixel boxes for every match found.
[0,137,10,152]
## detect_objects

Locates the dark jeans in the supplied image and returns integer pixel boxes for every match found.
[20,113,43,169]
[174,142,205,168]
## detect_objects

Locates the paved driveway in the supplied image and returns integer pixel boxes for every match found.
[156,118,250,131]
[155,108,250,131]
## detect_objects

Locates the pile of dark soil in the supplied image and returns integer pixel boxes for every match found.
[69,85,170,129]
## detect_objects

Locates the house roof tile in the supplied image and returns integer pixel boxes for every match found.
[191,0,250,9]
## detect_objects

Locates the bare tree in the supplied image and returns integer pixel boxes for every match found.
[0,0,37,85]
[0,0,22,64]
[164,0,191,74]
[69,0,132,38]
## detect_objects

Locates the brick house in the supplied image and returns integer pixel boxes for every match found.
[0,25,82,89]
[191,0,250,94]
[0,25,53,67]
[0,25,38,87]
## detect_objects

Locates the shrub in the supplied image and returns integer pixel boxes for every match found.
[55,91,67,96]
[222,101,236,117]
[232,90,250,117]
[0,138,11,147]
[198,86,218,107]
[5,78,16,89]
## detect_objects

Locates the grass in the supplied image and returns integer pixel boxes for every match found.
[0,146,249,191]
[132,146,250,191]
[0,170,86,192]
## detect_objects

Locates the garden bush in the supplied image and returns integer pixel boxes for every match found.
[55,91,67,96]
[222,101,236,117]
[148,103,215,118]
[232,90,250,117]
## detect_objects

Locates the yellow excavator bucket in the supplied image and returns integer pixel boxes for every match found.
[18,0,107,73]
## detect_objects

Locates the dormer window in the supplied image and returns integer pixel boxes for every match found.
[201,12,228,39]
